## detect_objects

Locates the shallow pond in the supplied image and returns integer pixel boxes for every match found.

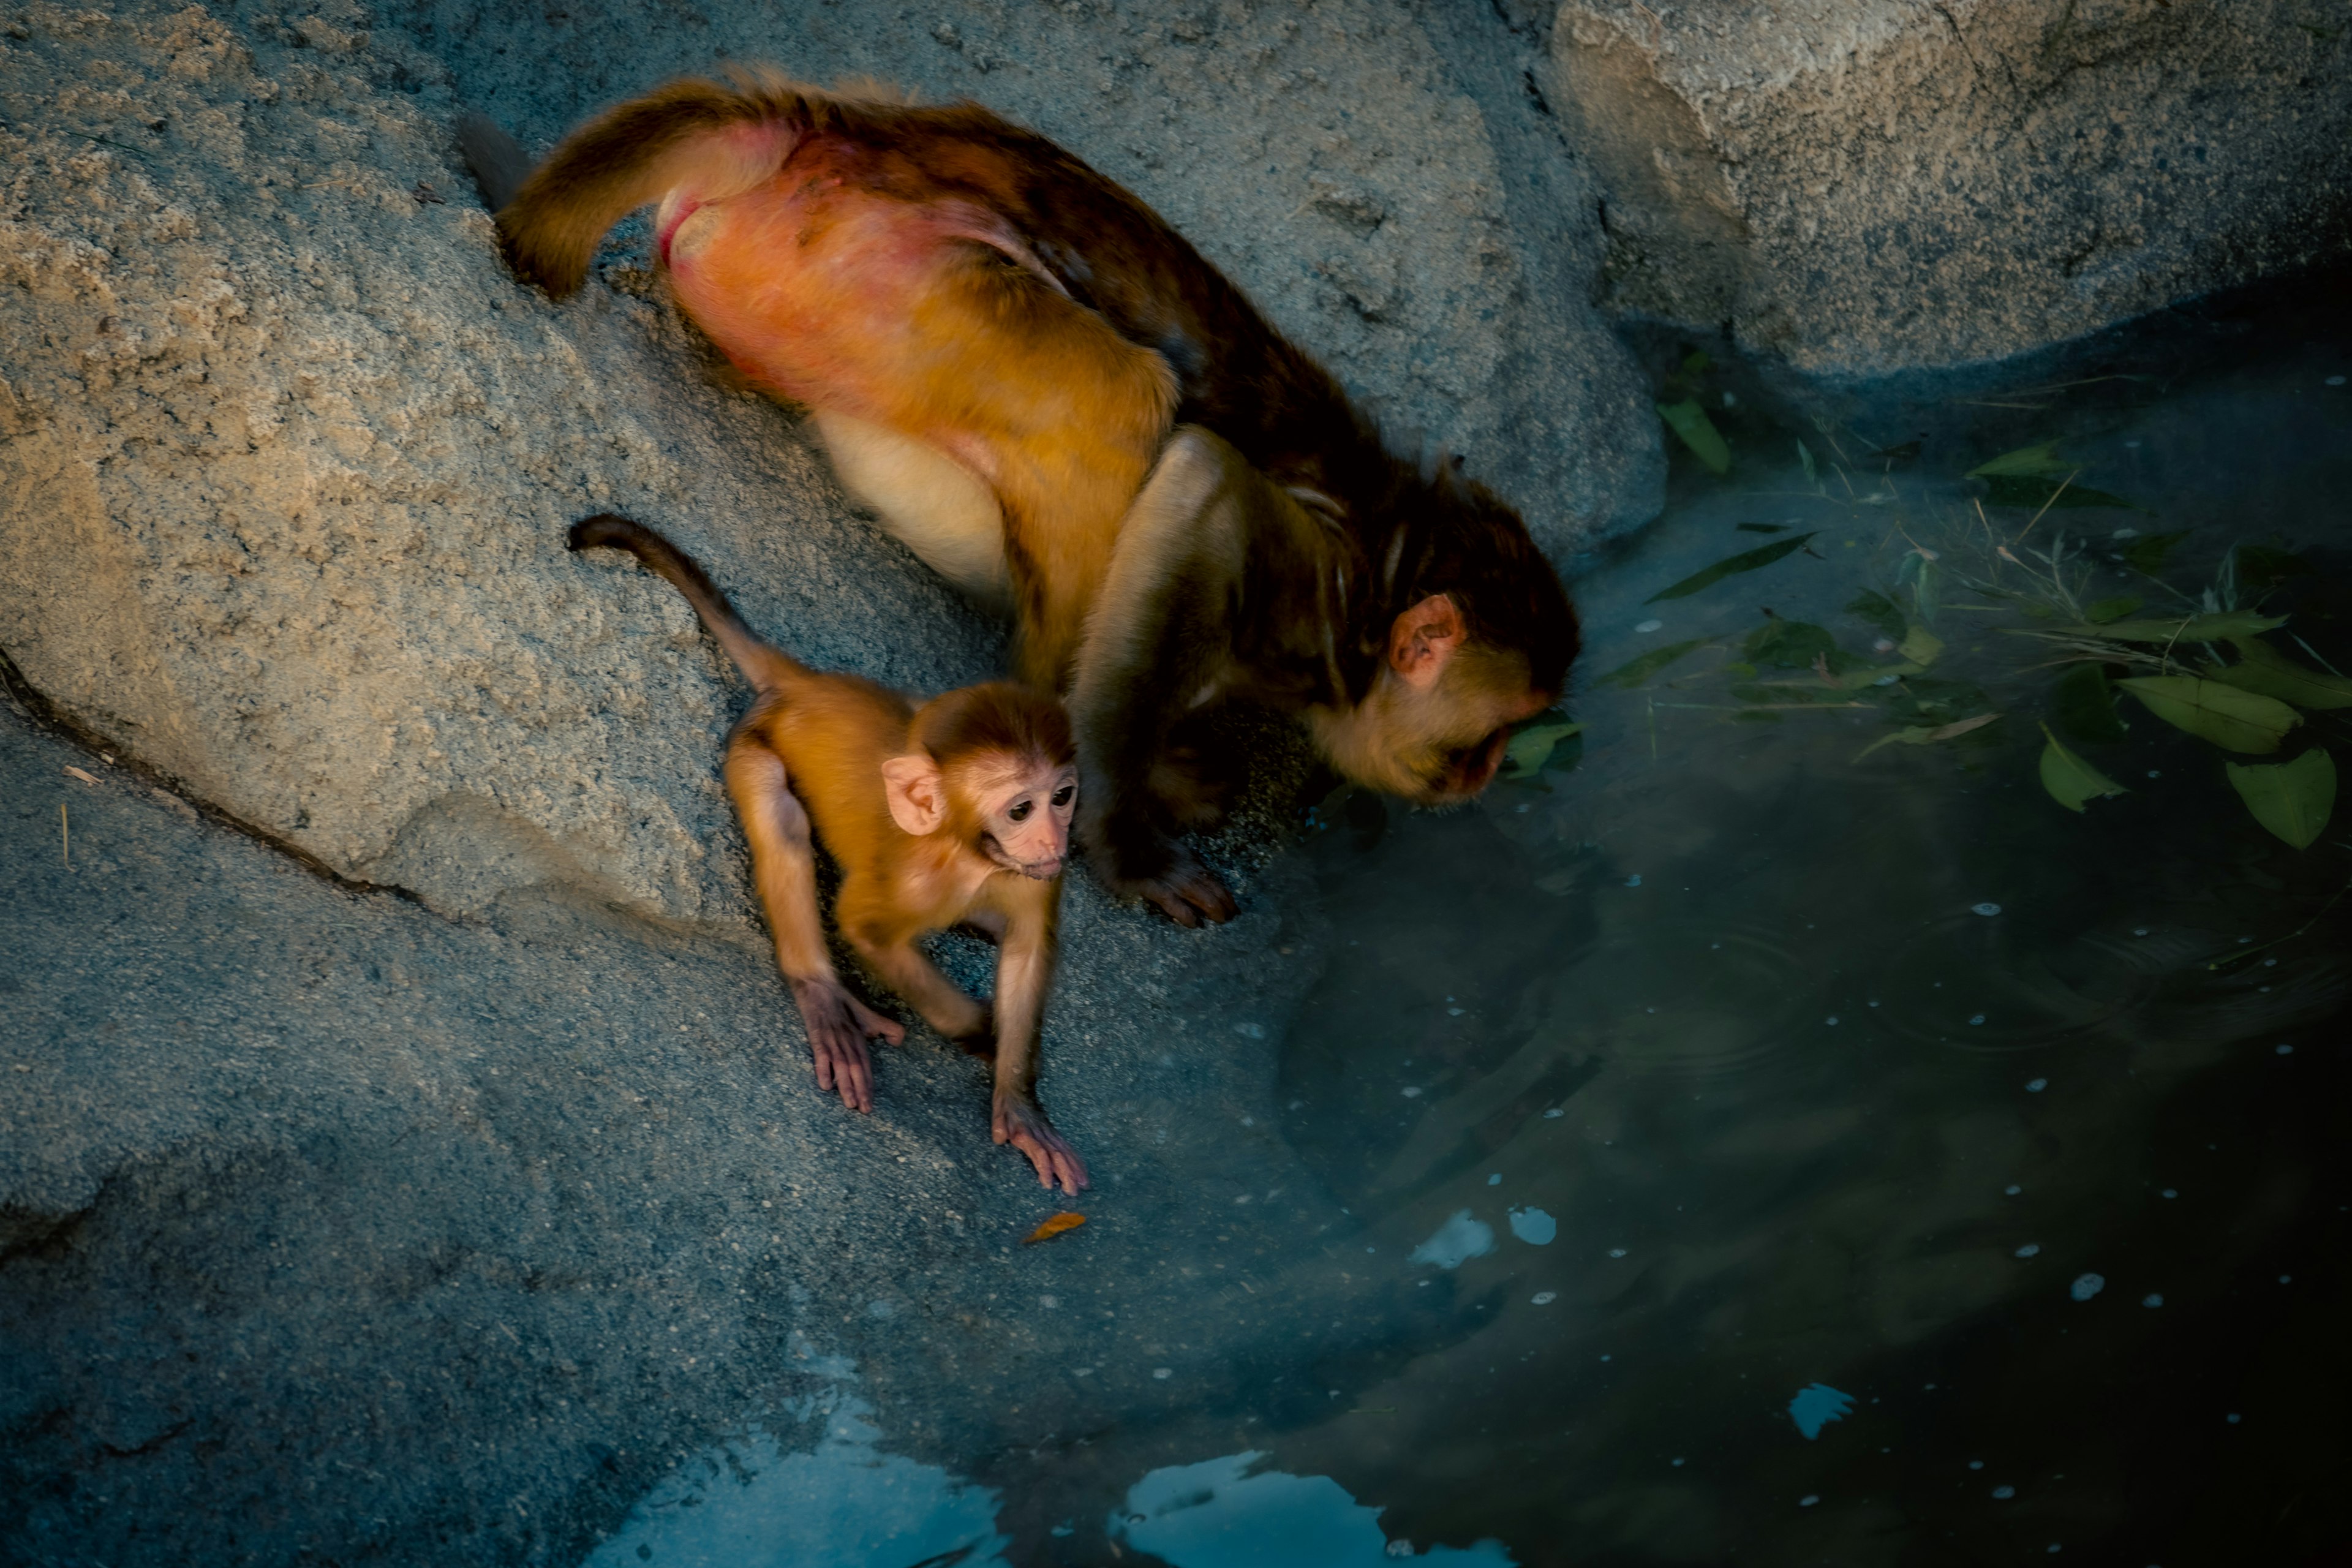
[559,297,2352,1567]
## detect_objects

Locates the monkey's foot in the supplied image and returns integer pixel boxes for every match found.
[788,977,906,1114]
[1099,840,1238,929]
[993,1091,1090,1195]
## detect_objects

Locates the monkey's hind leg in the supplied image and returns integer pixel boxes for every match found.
[723,725,904,1113]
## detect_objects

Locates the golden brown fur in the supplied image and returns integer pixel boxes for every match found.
[568,512,1087,1193]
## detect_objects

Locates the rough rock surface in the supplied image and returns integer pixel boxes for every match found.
[0,701,1394,1566]
[1551,0,2352,375]
[0,4,1643,1559]
[0,0,1657,929]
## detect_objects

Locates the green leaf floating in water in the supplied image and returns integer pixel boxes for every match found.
[2207,637,2352,710]
[1897,625,1944,666]
[2233,545,2312,597]
[1969,442,2075,479]
[2117,676,2301,753]
[2053,663,2127,744]
[1596,638,1711,688]
[2124,530,2190,574]
[1646,533,1815,603]
[2063,611,2287,644]
[1855,712,2002,760]
[1657,399,1731,475]
[1846,590,1905,641]
[1500,719,1585,778]
[1967,443,2144,511]
[2039,723,2128,813]
[1743,617,1836,669]
[2225,748,2336,850]
[1983,473,2145,511]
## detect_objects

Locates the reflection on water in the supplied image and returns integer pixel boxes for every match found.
[581,1345,1012,1568]
[582,305,2349,1566]
[1109,1452,1515,1567]
[589,1353,1499,1568]
[1263,327,2351,1563]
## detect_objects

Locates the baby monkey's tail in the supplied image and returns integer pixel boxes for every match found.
[568,514,801,693]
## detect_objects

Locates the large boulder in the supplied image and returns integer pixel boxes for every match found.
[0,0,1656,927]
[1550,0,2352,375]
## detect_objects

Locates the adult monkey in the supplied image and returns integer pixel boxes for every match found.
[466,69,1579,925]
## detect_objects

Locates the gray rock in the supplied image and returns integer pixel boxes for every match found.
[0,0,1654,935]
[1551,0,2352,374]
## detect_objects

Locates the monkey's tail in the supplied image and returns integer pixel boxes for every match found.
[491,67,851,297]
[568,514,802,693]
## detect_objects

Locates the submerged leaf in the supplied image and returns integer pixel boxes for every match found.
[1969,441,2074,479]
[1657,398,1732,475]
[2068,611,2287,644]
[1731,684,1858,706]
[1736,522,1790,533]
[2053,663,2127,744]
[1856,712,2001,760]
[1501,720,1585,777]
[2039,724,2128,813]
[2207,637,2352,710]
[2084,595,2144,624]
[1847,590,1906,641]
[1646,533,1816,603]
[2124,530,2191,574]
[1798,439,1818,484]
[2225,749,2336,850]
[1983,473,2144,512]
[2233,545,2312,597]
[1022,1212,1088,1245]
[1597,638,1711,688]
[1820,660,1926,691]
[1743,617,1837,669]
[1897,625,1945,666]
[2117,676,2301,754]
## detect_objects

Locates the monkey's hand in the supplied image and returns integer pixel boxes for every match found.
[993,1090,1090,1195]
[1104,839,1238,929]
[788,977,906,1115]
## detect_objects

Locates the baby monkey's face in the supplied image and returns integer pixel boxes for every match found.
[965,755,1078,880]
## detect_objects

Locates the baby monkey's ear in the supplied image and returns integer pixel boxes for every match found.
[881,753,949,836]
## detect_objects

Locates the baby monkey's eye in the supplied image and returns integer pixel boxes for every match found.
[1051,785,1075,807]
[1007,800,1033,821]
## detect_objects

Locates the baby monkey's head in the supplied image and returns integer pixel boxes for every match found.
[884,682,1077,880]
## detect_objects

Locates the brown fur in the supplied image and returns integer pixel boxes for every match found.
[567,512,1087,1192]
[486,71,1580,921]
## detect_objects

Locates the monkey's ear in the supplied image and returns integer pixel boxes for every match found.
[881,755,949,836]
[1387,593,1466,690]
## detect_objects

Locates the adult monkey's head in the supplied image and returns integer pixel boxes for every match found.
[1307,472,1579,805]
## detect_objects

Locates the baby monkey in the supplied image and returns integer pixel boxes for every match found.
[569,514,1086,1193]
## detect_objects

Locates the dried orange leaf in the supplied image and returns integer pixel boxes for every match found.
[1022,1212,1087,1245]
[64,766,99,786]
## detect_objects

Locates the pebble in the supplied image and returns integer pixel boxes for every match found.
[2070,1272,2105,1302]
[1798,1495,1820,1507]
[1972,902,2002,916]
[1634,619,1664,633]
[2143,1294,2164,1308]
[1531,1291,1557,1305]
[1993,1485,2015,1499]
[2015,1243,2041,1258]
[2026,1078,2049,1093]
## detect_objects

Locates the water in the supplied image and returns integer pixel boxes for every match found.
[591,292,2351,1566]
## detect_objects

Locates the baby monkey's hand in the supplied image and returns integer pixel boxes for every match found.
[790,976,905,1114]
